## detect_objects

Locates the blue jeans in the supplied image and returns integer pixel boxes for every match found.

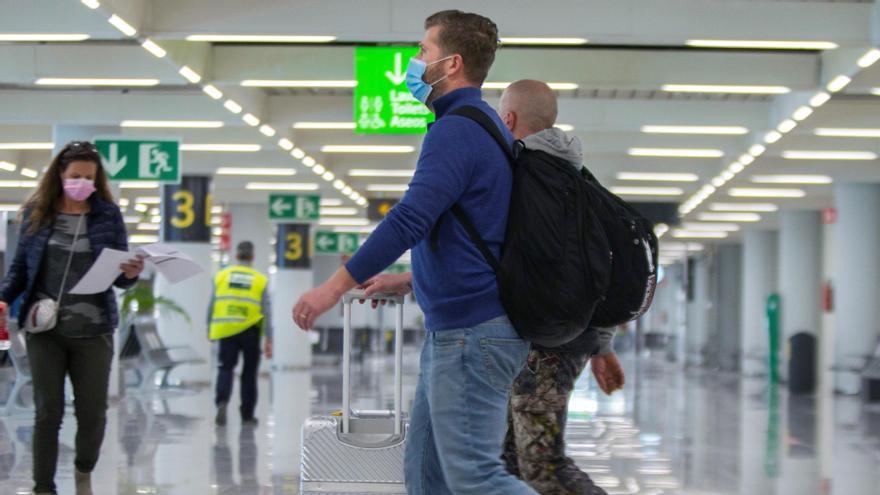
[404,317,537,495]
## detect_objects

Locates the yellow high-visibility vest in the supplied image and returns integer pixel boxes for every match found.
[209,266,268,340]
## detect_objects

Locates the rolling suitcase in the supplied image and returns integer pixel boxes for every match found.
[300,290,409,494]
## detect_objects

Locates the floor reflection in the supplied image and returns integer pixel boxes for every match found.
[0,350,876,494]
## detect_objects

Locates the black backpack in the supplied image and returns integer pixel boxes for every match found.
[435,106,660,345]
[432,106,612,347]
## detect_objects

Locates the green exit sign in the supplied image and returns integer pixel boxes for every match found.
[315,231,360,254]
[354,46,434,135]
[268,194,320,221]
[96,137,180,183]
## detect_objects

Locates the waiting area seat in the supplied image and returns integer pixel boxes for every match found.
[120,317,205,392]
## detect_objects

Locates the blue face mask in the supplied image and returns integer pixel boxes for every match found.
[406,56,453,104]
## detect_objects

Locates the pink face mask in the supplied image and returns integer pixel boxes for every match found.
[63,178,96,202]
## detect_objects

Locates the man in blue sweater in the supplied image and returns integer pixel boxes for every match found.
[293,10,536,495]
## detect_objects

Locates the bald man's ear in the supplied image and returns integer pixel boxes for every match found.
[502,111,516,133]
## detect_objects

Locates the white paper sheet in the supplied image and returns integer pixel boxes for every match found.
[69,248,132,295]
[68,243,205,294]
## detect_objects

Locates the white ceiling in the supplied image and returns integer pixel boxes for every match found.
[0,0,879,244]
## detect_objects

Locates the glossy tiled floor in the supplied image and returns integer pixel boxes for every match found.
[1,348,878,494]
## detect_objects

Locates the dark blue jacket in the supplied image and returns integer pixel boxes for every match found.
[0,196,136,329]
[346,87,514,331]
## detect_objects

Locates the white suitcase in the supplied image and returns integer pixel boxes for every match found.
[300,290,409,494]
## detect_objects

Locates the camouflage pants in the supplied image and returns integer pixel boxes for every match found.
[503,349,608,495]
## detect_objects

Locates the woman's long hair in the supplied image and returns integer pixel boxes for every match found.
[20,141,114,234]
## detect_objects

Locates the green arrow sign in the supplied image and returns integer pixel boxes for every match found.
[315,231,360,254]
[269,194,320,221]
[354,46,434,135]
[95,137,180,183]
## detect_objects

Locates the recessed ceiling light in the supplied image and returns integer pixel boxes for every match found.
[826,75,851,93]
[181,144,261,152]
[608,187,684,196]
[259,125,276,137]
[241,80,357,88]
[107,14,137,37]
[482,82,579,90]
[728,162,745,174]
[244,182,320,191]
[728,188,806,198]
[739,154,755,166]
[242,114,260,127]
[616,172,699,182]
[810,92,831,107]
[0,161,17,172]
[291,148,306,159]
[320,198,344,207]
[661,84,790,94]
[499,37,588,45]
[0,180,37,188]
[20,168,39,178]
[782,150,877,160]
[710,203,778,212]
[119,181,159,189]
[685,40,838,50]
[223,100,243,114]
[0,34,91,42]
[333,180,346,190]
[321,171,335,181]
[777,119,797,133]
[293,122,356,130]
[348,169,416,177]
[311,164,325,174]
[129,235,160,244]
[277,138,294,150]
[203,85,223,100]
[186,35,337,43]
[554,124,575,132]
[319,218,371,226]
[671,230,728,239]
[137,223,160,231]
[134,196,160,204]
[366,184,410,192]
[792,106,814,121]
[628,148,724,158]
[321,145,415,154]
[321,207,359,216]
[698,212,763,222]
[35,78,159,86]
[216,167,295,176]
[749,144,766,156]
[178,66,202,83]
[641,125,748,135]
[141,39,166,58]
[858,48,880,68]
[764,131,783,144]
[121,120,223,128]
[303,157,316,167]
[750,174,832,185]
[81,0,100,9]
[815,128,880,138]
[682,222,740,232]
[0,142,54,150]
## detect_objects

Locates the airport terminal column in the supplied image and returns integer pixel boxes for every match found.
[832,183,880,393]
[740,230,779,376]
[777,210,822,382]
[157,175,214,383]
[53,125,124,399]
[686,255,710,367]
[272,223,313,369]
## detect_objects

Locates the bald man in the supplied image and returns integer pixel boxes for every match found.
[498,80,624,495]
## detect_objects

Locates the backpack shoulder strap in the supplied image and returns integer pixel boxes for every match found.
[429,105,512,272]
[449,105,516,163]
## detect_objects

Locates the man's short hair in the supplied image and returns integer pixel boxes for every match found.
[425,10,500,85]
[236,241,254,260]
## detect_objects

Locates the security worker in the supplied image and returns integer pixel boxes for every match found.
[209,241,272,427]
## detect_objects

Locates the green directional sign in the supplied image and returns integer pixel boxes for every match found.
[95,137,180,183]
[354,46,434,135]
[315,231,360,254]
[269,194,320,221]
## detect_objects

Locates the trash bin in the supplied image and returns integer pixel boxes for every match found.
[788,332,816,395]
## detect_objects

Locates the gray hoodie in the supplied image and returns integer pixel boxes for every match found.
[522,128,616,356]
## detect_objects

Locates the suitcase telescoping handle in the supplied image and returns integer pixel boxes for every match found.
[341,290,405,437]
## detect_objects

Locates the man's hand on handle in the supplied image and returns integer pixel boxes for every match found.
[293,267,358,331]
[358,272,413,308]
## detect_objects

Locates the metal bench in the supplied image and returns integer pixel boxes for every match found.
[120,317,205,392]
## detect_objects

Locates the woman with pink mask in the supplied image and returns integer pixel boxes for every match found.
[0,141,144,495]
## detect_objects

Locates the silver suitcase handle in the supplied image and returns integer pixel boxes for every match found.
[341,290,405,437]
